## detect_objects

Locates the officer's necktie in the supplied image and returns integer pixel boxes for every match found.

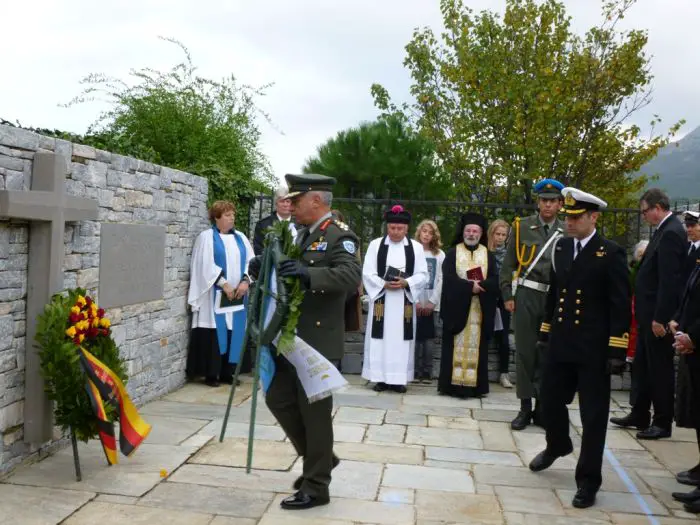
[543,224,550,237]
[689,244,697,258]
[575,241,583,259]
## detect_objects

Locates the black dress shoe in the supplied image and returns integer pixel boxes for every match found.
[572,487,597,509]
[672,487,700,503]
[511,410,532,431]
[280,491,329,510]
[204,378,220,387]
[610,413,650,430]
[373,382,388,392]
[529,447,572,472]
[390,385,407,393]
[684,499,700,514]
[293,455,341,490]
[636,425,671,440]
[677,466,700,486]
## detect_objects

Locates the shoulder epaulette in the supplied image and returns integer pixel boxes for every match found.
[331,219,349,231]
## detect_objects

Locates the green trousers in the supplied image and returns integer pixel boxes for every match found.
[513,287,549,400]
[265,356,334,499]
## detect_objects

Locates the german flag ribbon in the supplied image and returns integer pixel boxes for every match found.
[78,346,151,464]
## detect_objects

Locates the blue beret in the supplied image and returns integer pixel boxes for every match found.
[533,178,564,197]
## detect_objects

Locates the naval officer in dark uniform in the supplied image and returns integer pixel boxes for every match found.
[529,187,631,509]
[249,173,361,510]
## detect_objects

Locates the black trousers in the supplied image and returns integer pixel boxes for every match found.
[264,355,334,499]
[495,304,511,373]
[540,357,610,492]
[630,324,676,430]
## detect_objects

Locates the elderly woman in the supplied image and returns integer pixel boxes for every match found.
[187,200,254,387]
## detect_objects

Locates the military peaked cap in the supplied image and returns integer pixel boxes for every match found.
[285,173,336,198]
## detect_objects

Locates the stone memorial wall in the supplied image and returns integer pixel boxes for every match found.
[0,124,209,474]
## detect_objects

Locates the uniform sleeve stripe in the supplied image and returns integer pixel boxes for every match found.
[540,323,551,333]
[609,339,628,349]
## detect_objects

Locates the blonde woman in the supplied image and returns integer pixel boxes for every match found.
[413,220,446,383]
[488,219,513,388]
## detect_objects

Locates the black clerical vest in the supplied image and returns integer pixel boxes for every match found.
[371,237,415,340]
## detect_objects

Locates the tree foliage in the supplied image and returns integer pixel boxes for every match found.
[302,115,453,200]
[371,0,684,207]
[63,37,275,205]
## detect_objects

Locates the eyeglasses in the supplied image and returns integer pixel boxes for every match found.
[640,206,652,216]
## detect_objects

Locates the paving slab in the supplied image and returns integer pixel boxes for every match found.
[169,464,296,493]
[406,426,483,449]
[189,438,297,470]
[427,415,480,430]
[140,414,214,445]
[402,394,481,408]
[261,494,415,524]
[334,393,402,410]
[378,487,415,504]
[0,484,95,525]
[365,424,406,443]
[610,514,699,524]
[5,441,196,497]
[384,410,428,426]
[423,459,472,471]
[641,440,700,472]
[335,406,386,424]
[426,446,522,466]
[139,400,227,420]
[138,481,273,519]
[163,382,252,406]
[557,489,669,515]
[199,419,286,441]
[495,486,565,515]
[63,501,214,525]
[480,421,518,452]
[382,463,475,493]
[415,490,501,523]
[474,408,521,423]
[333,441,424,465]
[503,511,609,524]
[399,404,473,418]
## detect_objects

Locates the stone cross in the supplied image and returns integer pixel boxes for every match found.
[0,152,98,444]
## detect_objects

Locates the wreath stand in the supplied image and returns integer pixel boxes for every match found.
[71,428,82,481]
[219,232,277,473]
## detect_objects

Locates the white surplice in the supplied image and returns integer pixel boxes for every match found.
[188,229,254,330]
[362,236,428,384]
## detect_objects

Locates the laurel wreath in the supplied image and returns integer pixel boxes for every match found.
[34,287,128,442]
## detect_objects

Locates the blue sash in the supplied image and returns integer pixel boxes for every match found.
[212,226,248,364]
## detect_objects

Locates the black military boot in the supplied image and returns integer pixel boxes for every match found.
[511,399,533,431]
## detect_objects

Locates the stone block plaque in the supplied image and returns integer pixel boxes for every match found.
[99,223,166,308]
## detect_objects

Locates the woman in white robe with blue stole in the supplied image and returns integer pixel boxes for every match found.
[187,201,254,387]
[362,205,428,393]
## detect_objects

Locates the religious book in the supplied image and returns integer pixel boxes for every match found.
[384,265,407,281]
[466,266,484,281]
[215,290,245,314]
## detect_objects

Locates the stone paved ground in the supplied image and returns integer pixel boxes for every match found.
[1,375,699,524]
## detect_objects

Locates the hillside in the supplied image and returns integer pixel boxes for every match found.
[639,125,700,199]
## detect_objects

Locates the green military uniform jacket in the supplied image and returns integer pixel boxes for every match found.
[297,216,362,361]
[499,213,565,301]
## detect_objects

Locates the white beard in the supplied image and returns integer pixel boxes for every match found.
[463,238,479,247]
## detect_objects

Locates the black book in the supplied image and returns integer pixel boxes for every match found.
[384,265,407,281]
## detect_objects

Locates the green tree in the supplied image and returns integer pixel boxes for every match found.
[302,115,452,200]
[64,37,275,207]
[371,0,684,207]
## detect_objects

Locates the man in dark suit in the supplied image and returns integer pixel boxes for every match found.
[528,187,631,509]
[669,249,700,511]
[682,211,700,284]
[252,186,296,255]
[610,189,687,439]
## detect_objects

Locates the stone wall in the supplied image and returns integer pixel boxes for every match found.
[0,124,209,474]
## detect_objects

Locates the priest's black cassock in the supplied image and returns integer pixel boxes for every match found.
[439,239,498,399]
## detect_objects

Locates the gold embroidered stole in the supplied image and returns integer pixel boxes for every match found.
[452,243,488,387]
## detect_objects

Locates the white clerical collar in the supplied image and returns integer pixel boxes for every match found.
[384,236,409,246]
[308,211,332,233]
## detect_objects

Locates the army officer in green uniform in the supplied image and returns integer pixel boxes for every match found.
[499,179,565,430]
[250,173,361,510]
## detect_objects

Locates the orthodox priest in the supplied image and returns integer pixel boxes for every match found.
[439,212,499,398]
[362,205,428,393]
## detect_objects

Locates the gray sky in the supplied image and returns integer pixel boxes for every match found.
[2,0,698,184]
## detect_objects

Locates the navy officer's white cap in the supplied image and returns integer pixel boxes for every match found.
[684,210,700,224]
[561,187,607,215]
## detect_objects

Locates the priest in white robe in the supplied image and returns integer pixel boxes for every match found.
[362,205,428,392]
[187,200,254,387]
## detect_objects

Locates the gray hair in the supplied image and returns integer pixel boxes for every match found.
[633,239,649,261]
[312,191,333,207]
[274,186,289,201]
